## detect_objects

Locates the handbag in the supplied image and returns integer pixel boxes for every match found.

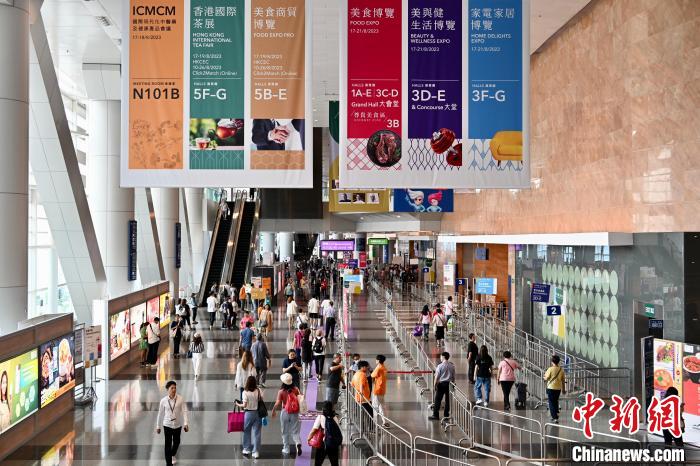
[413,325,423,337]
[308,425,325,448]
[227,408,244,433]
[256,390,268,419]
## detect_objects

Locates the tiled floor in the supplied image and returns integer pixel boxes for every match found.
[4,287,697,465]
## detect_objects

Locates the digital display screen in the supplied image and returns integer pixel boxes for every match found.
[39,333,75,408]
[0,348,39,434]
[109,310,131,361]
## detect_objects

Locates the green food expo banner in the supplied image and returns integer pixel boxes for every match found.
[122,0,313,187]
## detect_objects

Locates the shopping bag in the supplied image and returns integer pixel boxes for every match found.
[308,427,325,448]
[227,410,244,433]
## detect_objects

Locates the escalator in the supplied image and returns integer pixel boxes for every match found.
[228,201,257,288]
[197,201,234,305]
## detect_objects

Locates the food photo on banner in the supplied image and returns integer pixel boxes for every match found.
[339,0,530,189]
[122,0,313,187]
[328,101,391,213]
[39,333,75,408]
[109,310,131,361]
[0,349,38,434]
[393,189,454,212]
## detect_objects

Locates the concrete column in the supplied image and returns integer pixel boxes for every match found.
[185,188,204,289]
[278,232,294,265]
[260,232,275,255]
[153,188,180,297]
[87,100,134,297]
[0,0,29,334]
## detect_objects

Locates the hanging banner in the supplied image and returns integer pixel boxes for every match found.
[122,0,312,187]
[393,188,454,212]
[340,0,529,189]
[328,101,391,213]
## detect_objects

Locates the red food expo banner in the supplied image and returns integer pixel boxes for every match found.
[340,0,530,189]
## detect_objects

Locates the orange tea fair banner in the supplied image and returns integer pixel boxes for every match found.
[128,0,184,170]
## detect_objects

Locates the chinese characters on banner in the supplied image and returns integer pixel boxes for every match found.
[122,0,312,187]
[127,0,184,171]
[189,0,245,170]
[340,0,530,189]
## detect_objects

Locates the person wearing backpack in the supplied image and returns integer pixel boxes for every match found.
[543,355,566,423]
[497,351,520,410]
[307,401,342,466]
[271,373,303,456]
[311,329,327,381]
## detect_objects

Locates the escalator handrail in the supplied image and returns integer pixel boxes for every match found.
[220,194,247,288]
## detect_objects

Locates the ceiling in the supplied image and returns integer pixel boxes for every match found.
[41,0,591,123]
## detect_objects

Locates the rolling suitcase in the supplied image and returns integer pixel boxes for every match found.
[515,382,527,410]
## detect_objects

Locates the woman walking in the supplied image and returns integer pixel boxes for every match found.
[432,307,447,347]
[307,401,342,466]
[235,350,257,401]
[311,329,327,381]
[271,373,303,456]
[419,305,431,341]
[258,304,273,337]
[286,296,298,330]
[474,345,494,407]
[235,376,263,459]
[301,327,314,381]
[497,351,519,410]
[189,333,205,380]
[543,355,565,423]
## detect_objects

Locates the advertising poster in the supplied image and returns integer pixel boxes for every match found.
[340,0,530,188]
[443,263,455,287]
[249,0,310,178]
[393,188,454,212]
[683,342,700,444]
[653,339,683,398]
[328,101,390,213]
[146,297,160,325]
[84,326,102,369]
[40,430,75,466]
[159,294,171,328]
[130,303,147,345]
[0,349,38,435]
[39,333,76,408]
[188,0,245,171]
[109,310,131,361]
[125,0,185,172]
[122,0,313,188]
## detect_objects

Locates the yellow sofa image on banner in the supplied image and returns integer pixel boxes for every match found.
[489,131,523,166]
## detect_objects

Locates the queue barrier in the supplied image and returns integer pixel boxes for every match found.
[369,280,646,465]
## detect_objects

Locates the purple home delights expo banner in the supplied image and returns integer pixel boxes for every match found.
[320,240,356,251]
[408,0,462,146]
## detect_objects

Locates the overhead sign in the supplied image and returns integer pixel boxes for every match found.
[320,240,355,251]
[475,247,489,261]
[358,251,367,268]
[644,303,655,317]
[368,237,389,246]
[456,278,467,286]
[443,264,455,287]
[175,222,181,268]
[530,283,550,303]
[122,0,313,188]
[347,259,358,268]
[422,267,429,273]
[340,0,529,189]
[128,220,137,281]
[546,305,561,316]
[393,189,454,213]
[475,277,497,295]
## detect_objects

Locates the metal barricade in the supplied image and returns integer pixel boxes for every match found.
[413,436,502,466]
[443,382,473,443]
[471,404,544,460]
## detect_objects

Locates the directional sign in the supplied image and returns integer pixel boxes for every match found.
[347,259,358,268]
[456,278,467,286]
[530,283,550,303]
[422,267,430,273]
[546,305,562,316]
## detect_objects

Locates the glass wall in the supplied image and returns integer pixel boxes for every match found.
[515,233,684,376]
